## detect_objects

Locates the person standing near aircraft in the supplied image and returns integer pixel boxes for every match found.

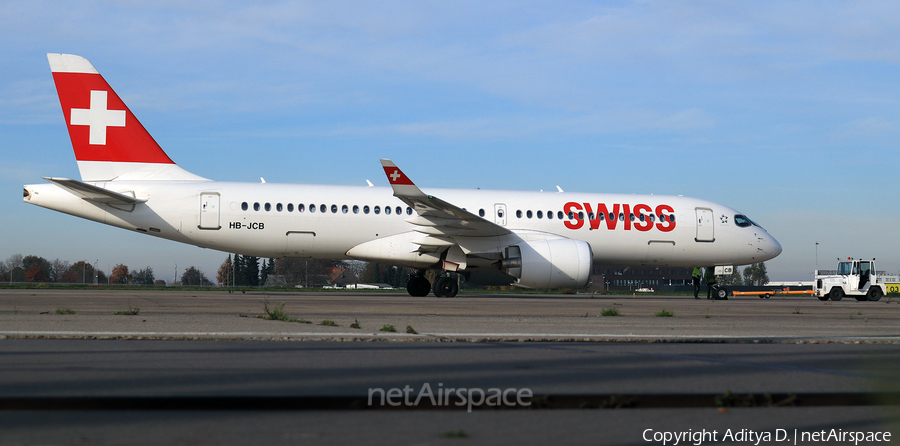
[705,267,717,300]
[692,267,702,299]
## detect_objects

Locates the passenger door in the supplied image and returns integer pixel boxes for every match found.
[695,208,714,242]
[198,193,221,230]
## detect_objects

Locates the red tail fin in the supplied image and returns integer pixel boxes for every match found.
[48,54,205,182]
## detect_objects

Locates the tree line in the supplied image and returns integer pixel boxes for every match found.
[0,252,410,288]
[213,255,409,288]
[0,253,211,286]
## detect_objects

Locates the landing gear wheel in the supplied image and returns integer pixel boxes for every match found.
[433,277,459,298]
[867,287,883,301]
[716,287,728,300]
[829,287,843,301]
[406,275,431,297]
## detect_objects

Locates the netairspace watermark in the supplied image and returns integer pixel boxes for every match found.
[642,428,892,446]
[368,383,532,413]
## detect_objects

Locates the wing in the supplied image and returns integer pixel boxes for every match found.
[380,159,511,270]
[381,159,510,238]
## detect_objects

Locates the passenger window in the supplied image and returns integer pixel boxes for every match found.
[649,214,655,222]
[310,204,316,213]
[526,210,532,219]
[276,203,283,212]
[547,211,553,220]
[287,203,294,212]
[253,202,260,211]
[298,204,305,212]
[619,213,624,221]
[331,204,337,213]
[558,211,564,220]
[406,207,413,215]
[498,209,504,218]
[670,215,676,222]
[537,210,543,219]
[385,206,392,215]
[241,202,248,211]
[578,212,584,220]
[568,212,574,219]
[587,212,594,220]
[265,203,272,211]
[374,206,381,214]
[364,205,370,214]
[516,210,522,218]
[396,206,401,215]
[353,205,359,214]
[342,205,348,214]
[320,204,326,213]
[479,209,485,217]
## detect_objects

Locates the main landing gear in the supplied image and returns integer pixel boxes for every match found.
[406,271,459,298]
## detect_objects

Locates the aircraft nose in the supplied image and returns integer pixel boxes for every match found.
[763,232,782,259]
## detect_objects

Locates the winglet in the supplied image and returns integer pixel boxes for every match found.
[380,159,426,198]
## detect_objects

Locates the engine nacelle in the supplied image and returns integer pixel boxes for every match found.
[499,239,593,289]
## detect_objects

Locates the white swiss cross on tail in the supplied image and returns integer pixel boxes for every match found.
[70,90,126,145]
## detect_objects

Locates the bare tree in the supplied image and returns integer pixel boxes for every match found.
[50,259,71,282]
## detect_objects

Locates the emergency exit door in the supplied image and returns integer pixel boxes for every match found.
[695,208,714,242]
[494,204,507,226]
[199,193,221,230]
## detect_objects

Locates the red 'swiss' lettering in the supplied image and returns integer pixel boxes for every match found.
[563,202,677,232]
[563,202,584,230]
[655,204,675,232]
[584,203,620,230]
[633,204,652,231]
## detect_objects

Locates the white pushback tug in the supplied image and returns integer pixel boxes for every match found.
[814,258,897,302]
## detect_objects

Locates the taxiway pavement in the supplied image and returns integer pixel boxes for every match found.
[0,289,898,445]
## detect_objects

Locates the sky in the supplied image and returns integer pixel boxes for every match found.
[2,1,899,282]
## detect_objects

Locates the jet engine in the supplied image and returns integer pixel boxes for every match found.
[497,239,593,289]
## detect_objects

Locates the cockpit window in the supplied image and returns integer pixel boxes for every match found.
[734,214,763,229]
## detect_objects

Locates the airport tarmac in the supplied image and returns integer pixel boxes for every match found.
[0,289,898,445]
[0,288,899,341]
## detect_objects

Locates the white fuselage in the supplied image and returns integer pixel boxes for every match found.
[24,179,782,269]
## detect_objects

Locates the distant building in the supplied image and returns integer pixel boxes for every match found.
[590,265,693,291]
[326,266,359,287]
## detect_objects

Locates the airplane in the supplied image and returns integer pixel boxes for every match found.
[24,54,782,297]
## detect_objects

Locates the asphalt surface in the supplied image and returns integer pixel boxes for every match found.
[1,288,899,341]
[0,289,898,445]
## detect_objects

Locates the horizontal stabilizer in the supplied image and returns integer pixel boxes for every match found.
[44,177,146,205]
